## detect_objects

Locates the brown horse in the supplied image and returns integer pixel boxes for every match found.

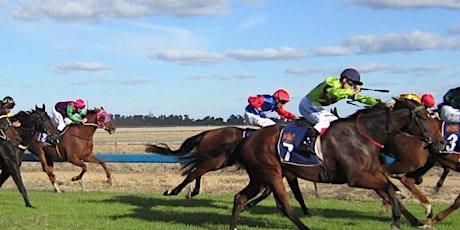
[27,107,116,192]
[0,105,58,207]
[377,117,460,227]
[186,99,445,229]
[145,126,311,215]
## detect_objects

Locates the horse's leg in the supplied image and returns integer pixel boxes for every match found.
[187,176,201,198]
[84,154,112,185]
[348,171,405,229]
[230,180,265,230]
[164,168,205,196]
[244,187,271,211]
[3,161,33,208]
[434,167,450,193]
[68,159,88,182]
[0,169,11,187]
[33,149,62,192]
[285,175,310,215]
[379,179,405,215]
[428,192,460,226]
[399,175,433,218]
[374,182,424,228]
[268,176,309,230]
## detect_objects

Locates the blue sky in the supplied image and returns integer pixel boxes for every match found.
[0,0,459,119]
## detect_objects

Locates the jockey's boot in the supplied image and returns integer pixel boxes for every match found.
[38,133,58,146]
[295,129,319,156]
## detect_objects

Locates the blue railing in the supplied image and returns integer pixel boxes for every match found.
[22,153,179,163]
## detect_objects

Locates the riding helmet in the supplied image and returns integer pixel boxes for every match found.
[74,99,86,109]
[273,89,291,102]
[421,94,435,108]
[1,96,16,109]
[340,68,363,86]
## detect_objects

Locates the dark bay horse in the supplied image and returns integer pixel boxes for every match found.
[187,99,444,230]
[145,126,311,215]
[0,105,58,207]
[145,126,310,215]
[27,107,116,192]
[145,126,256,198]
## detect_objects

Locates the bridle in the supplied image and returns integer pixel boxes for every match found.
[355,101,436,149]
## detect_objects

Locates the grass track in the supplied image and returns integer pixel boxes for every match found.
[0,189,457,230]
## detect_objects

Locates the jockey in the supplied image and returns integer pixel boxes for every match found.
[299,68,380,135]
[0,96,21,127]
[52,99,88,132]
[244,89,297,127]
[439,87,460,123]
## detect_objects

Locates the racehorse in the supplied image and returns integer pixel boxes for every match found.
[186,99,445,229]
[145,126,255,197]
[377,117,460,227]
[26,107,116,192]
[0,105,58,207]
[145,126,312,215]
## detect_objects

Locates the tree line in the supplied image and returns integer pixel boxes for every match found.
[112,114,246,127]
[112,113,285,127]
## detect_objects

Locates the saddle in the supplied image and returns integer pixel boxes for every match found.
[277,120,319,166]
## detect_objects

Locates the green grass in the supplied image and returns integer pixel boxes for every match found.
[0,189,457,230]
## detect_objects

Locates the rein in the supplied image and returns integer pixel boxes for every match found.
[69,122,101,141]
[0,115,13,141]
[355,113,385,148]
[399,105,434,145]
[355,104,432,149]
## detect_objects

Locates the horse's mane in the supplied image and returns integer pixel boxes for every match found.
[85,108,99,116]
[345,98,418,120]
[12,110,33,120]
[345,102,387,119]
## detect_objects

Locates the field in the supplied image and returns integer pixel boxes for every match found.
[1,126,460,229]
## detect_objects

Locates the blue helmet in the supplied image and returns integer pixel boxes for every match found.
[340,68,363,86]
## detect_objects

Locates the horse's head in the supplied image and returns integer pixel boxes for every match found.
[86,107,116,134]
[34,104,60,140]
[392,98,445,153]
[0,115,22,147]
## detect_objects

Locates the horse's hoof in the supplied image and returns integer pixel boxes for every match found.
[163,189,172,196]
[417,224,435,230]
[391,225,400,230]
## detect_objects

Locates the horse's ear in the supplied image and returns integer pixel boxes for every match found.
[42,103,46,110]
[101,106,104,110]
[35,105,38,110]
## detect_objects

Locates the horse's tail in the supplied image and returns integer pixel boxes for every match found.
[180,138,243,176]
[145,131,206,156]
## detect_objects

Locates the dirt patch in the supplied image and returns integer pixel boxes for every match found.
[5,127,460,205]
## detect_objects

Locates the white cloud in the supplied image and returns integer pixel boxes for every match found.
[350,0,460,10]
[227,46,307,61]
[233,72,256,79]
[310,46,356,56]
[119,77,151,85]
[1,0,234,22]
[311,31,460,56]
[51,61,111,73]
[238,14,267,31]
[153,49,227,65]
[285,63,443,77]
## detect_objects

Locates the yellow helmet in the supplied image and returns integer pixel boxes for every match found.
[398,93,421,104]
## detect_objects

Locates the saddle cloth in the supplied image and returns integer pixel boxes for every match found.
[277,123,323,166]
[441,122,460,153]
